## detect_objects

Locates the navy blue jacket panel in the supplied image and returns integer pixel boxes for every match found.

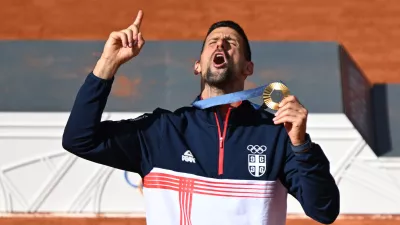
[62,72,340,224]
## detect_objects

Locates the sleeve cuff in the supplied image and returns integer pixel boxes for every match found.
[290,133,312,153]
[88,72,115,83]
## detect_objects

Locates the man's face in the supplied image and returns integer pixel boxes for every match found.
[196,27,250,88]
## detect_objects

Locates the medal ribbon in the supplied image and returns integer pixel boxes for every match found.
[192,85,268,109]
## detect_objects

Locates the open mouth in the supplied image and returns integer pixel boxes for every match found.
[213,52,227,68]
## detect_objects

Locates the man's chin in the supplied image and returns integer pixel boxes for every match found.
[207,72,226,81]
[210,66,228,75]
[204,66,232,86]
[205,74,230,87]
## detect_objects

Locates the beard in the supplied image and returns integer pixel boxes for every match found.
[204,62,234,88]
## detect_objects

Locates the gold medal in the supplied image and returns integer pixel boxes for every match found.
[262,82,290,112]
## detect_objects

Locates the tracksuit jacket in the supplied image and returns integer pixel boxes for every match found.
[62,72,340,225]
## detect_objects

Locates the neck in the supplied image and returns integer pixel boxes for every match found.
[200,82,244,115]
[200,82,244,99]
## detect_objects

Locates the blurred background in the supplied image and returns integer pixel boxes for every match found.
[0,0,400,225]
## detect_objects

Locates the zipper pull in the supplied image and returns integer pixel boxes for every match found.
[220,137,224,149]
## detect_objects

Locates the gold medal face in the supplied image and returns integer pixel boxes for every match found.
[262,82,290,111]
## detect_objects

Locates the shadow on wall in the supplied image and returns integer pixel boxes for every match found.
[372,84,399,157]
[0,40,345,113]
[0,40,398,156]
[339,45,397,157]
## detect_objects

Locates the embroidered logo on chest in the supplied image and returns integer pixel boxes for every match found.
[247,145,267,177]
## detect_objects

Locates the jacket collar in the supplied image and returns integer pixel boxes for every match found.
[191,94,202,105]
[190,95,269,126]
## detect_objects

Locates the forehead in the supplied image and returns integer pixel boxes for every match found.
[205,27,243,41]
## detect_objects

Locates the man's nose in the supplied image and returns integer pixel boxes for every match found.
[216,39,226,50]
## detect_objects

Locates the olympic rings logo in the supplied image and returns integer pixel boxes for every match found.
[247,145,267,154]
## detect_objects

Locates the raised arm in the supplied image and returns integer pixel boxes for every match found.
[62,10,161,176]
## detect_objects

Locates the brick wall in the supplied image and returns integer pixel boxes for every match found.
[1,0,399,84]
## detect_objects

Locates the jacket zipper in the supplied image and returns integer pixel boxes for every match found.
[214,108,232,175]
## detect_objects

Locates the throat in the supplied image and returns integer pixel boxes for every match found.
[199,83,244,110]
[200,86,243,111]
[201,83,244,99]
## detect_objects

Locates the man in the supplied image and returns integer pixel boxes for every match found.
[62,10,340,225]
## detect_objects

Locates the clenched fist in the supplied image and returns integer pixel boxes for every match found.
[93,10,145,80]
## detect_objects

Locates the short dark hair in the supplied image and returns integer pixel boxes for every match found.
[201,20,252,61]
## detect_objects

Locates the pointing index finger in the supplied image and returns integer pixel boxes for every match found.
[133,10,143,30]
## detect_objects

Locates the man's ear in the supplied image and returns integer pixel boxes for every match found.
[194,60,201,75]
[244,61,254,77]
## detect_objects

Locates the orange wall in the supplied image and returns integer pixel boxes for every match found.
[1,0,399,84]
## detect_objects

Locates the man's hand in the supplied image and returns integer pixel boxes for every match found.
[273,95,308,146]
[93,10,145,80]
